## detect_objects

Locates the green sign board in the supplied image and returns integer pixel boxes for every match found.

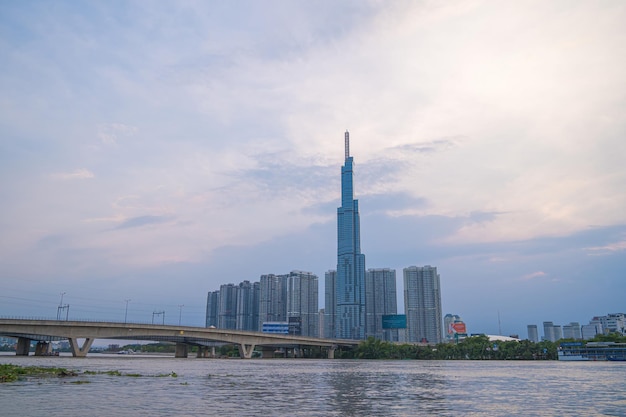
[382,314,407,329]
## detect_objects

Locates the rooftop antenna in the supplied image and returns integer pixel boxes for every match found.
[344,130,350,159]
[498,310,502,335]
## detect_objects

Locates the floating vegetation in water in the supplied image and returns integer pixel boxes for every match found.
[0,364,78,383]
[1,365,180,383]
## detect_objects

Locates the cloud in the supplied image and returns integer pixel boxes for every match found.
[115,215,174,230]
[586,239,626,256]
[520,271,547,281]
[49,169,94,180]
[97,123,138,145]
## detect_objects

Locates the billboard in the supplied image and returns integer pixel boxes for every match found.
[382,314,407,329]
[447,321,467,335]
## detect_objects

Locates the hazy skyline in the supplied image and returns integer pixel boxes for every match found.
[1,1,625,338]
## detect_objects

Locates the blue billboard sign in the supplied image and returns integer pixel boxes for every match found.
[382,314,407,329]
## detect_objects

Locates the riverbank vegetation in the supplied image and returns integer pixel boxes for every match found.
[339,333,626,360]
[337,335,559,360]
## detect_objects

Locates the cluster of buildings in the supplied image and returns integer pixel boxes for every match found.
[206,132,445,344]
[527,313,626,342]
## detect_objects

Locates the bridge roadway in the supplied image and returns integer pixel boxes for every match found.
[0,318,359,359]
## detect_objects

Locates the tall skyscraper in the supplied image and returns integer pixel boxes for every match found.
[336,131,366,339]
[258,274,288,329]
[287,270,319,337]
[365,268,398,341]
[403,265,443,344]
[527,324,539,343]
[236,280,260,331]
[324,270,336,339]
[206,290,219,328]
[543,321,555,342]
[218,283,238,330]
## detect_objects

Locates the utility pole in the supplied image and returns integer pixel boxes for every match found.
[178,304,184,326]
[57,292,69,321]
[152,310,165,325]
[124,299,131,324]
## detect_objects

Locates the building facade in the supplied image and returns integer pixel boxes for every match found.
[236,280,260,331]
[218,283,238,330]
[205,290,219,328]
[527,324,539,343]
[336,131,366,339]
[258,274,288,329]
[403,265,443,344]
[324,270,336,339]
[287,270,319,337]
[365,268,398,341]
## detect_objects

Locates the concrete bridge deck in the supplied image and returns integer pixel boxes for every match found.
[0,318,359,358]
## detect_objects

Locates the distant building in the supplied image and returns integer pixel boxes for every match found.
[365,268,398,341]
[205,290,219,328]
[287,270,319,337]
[404,265,443,344]
[543,321,556,342]
[336,131,366,340]
[262,322,289,334]
[553,325,563,341]
[591,313,626,335]
[444,314,467,342]
[324,270,336,339]
[527,324,539,343]
[236,280,260,331]
[218,283,238,330]
[259,274,288,329]
[582,323,603,340]
[562,322,581,340]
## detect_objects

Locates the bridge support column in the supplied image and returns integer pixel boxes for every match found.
[328,345,337,359]
[68,338,94,357]
[239,343,255,359]
[196,346,208,358]
[16,337,31,356]
[175,343,188,358]
[211,346,216,358]
[35,341,52,356]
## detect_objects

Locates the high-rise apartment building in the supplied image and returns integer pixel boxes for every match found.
[287,271,319,337]
[403,265,442,344]
[258,274,288,329]
[324,270,336,339]
[365,268,398,341]
[336,131,366,339]
[527,324,539,343]
[542,321,553,342]
[236,280,260,331]
[218,283,238,330]
[562,322,581,340]
[206,290,219,328]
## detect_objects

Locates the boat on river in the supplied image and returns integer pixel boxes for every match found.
[558,342,626,361]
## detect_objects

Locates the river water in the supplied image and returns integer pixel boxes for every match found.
[1,354,625,416]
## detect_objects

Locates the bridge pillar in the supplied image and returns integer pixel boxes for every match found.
[239,343,255,359]
[211,346,216,358]
[328,345,337,359]
[35,341,52,356]
[68,338,94,357]
[175,343,188,358]
[16,337,31,356]
[196,346,209,358]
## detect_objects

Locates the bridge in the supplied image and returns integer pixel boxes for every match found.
[0,318,359,359]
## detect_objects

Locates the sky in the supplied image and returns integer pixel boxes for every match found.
[1,0,625,338]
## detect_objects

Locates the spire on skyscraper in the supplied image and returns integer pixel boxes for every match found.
[344,130,350,160]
